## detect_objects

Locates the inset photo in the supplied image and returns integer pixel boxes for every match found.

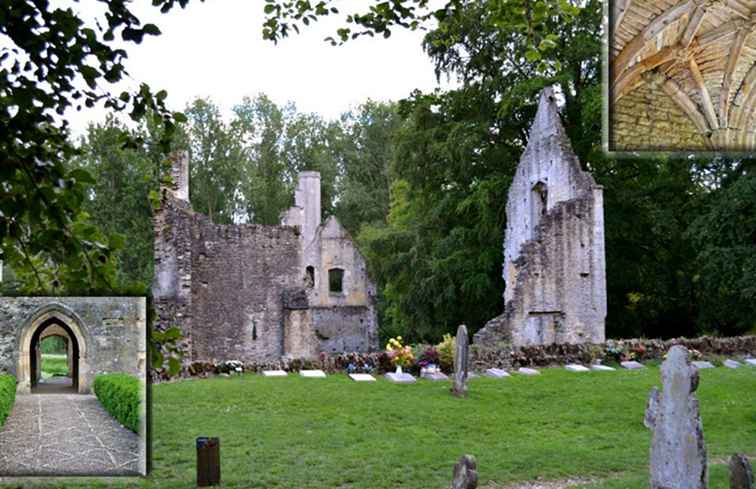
[608,0,756,153]
[0,297,147,477]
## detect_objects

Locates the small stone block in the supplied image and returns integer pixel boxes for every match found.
[691,361,715,369]
[349,373,376,382]
[621,361,645,369]
[484,368,510,378]
[517,367,540,375]
[745,358,756,367]
[422,371,449,381]
[724,359,742,369]
[384,372,416,383]
[299,370,326,378]
[591,364,616,371]
[467,372,480,379]
[565,364,590,372]
[261,370,287,377]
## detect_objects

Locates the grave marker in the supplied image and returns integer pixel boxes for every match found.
[724,359,743,369]
[299,370,327,378]
[517,367,540,376]
[621,361,645,369]
[452,325,469,397]
[692,361,715,369]
[385,372,416,383]
[565,364,589,372]
[484,368,510,378]
[591,364,616,371]
[261,370,287,377]
[349,373,376,382]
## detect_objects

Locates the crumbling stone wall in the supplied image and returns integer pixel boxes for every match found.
[475,87,606,347]
[0,297,146,393]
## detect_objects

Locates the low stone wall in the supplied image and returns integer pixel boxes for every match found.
[152,335,756,381]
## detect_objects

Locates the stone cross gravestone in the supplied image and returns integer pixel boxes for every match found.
[450,454,478,489]
[729,453,754,489]
[452,325,469,397]
[649,345,707,489]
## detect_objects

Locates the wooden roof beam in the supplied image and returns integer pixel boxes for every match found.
[613,0,634,35]
[719,28,748,127]
[613,45,679,101]
[689,57,720,130]
[681,5,707,48]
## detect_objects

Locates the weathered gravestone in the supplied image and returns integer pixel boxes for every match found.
[349,373,376,382]
[261,370,287,377]
[452,325,469,397]
[692,361,715,369]
[644,386,659,429]
[484,368,510,378]
[591,364,616,371]
[299,370,327,378]
[385,371,416,383]
[724,359,743,369]
[648,345,707,489]
[729,453,754,489]
[450,454,478,489]
[621,360,645,369]
[565,364,590,372]
[745,359,756,367]
[517,367,540,376]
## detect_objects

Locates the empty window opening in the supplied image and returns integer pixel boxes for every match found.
[305,266,315,288]
[252,324,257,341]
[329,268,344,294]
[530,181,548,235]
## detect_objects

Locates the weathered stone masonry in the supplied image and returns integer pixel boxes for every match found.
[0,297,146,394]
[153,154,378,366]
[475,87,606,347]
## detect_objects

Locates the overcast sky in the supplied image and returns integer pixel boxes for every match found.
[62,0,454,136]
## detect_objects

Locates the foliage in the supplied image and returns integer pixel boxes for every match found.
[93,373,141,433]
[40,335,66,354]
[416,346,440,369]
[136,368,756,488]
[0,375,15,428]
[436,333,455,372]
[385,336,414,368]
[41,354,69,378]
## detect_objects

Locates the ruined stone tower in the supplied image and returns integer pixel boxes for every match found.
[474,87,606,346]
[153,153,378,366]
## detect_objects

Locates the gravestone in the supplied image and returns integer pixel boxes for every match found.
[349,373,376,382]
[745,359,756,367]
[649,345,707,489]
[484,368,510,378]
[385,371,416,383]
[724,359,743,369]
[644,386,659,429]
[517,367,540,376]
[692,361,715,369]
[729,454,754,489]
[452,325,470,397]
[621,361,645,369]
[450,454,478,489]
[424,371,449,381]
[565,364,589,372]
[591,364,616,371]
[261,370,287,377]
[299,370,326,378]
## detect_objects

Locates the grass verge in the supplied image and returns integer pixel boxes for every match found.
[41,353,68,378]
[0,375,15,428]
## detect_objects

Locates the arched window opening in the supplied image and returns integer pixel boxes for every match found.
[329,268,344,294]
[305,266,315,288]
[530,181,548,233]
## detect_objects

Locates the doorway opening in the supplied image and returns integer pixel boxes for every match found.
[30,319,80,394]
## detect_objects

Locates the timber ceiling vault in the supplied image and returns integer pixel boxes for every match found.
[610,0,756,151]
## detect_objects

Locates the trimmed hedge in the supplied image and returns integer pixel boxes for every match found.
[0,375,16,428]
[93,373,141,433]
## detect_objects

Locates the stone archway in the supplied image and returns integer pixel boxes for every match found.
[17,304,89,394]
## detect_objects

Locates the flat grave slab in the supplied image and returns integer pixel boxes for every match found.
[384,372,417,383]
[484,368,510,378]
[422,372,449,381]
[691,361,715,369]
[590,364,616,371]
[261,370,287,377]
[349,373,376,382]
[723,359,742,369]
[745,358,756,367]
[467,372,480,379]
[517,367,540,376]
[299,370,327,378]
[565,364,590,372]
[621,361,645,369]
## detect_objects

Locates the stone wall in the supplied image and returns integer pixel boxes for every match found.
[0,297,146,393]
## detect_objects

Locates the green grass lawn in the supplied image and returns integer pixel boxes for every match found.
[40,353,68,378]
[3,365,753,488]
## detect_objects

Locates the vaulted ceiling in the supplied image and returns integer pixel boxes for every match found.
[611,0,756,151]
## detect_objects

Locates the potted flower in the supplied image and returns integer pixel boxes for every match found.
[386,336,414,374]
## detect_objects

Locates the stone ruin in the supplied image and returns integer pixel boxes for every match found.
[153,153,378,367]
[647,345,707,489]
[474,87,606,347]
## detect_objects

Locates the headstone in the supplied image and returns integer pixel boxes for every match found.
[692,361,715,369]
[424,371,450,381]
[349,373,376,382]
[745,358,756,367]
[724,359,743,369]
[565,364,589,372]
[621,361,645,369]
[299,370,326,378]
[591,364,616,371]
[385,372,416,383]
[644,386,659,429]
[517,367,540,375]
[261,370,287,377]
[452,324,469,397]
[484,368,510,378]
[450,454,478,489]
[729,453,754,489]
[468,372,480,379]
[649,345,707,489]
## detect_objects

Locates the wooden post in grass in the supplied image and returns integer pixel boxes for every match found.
[197,437,220,486]
[451,325,469,398]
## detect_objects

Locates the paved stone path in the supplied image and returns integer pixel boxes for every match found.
[0,394,143,476]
